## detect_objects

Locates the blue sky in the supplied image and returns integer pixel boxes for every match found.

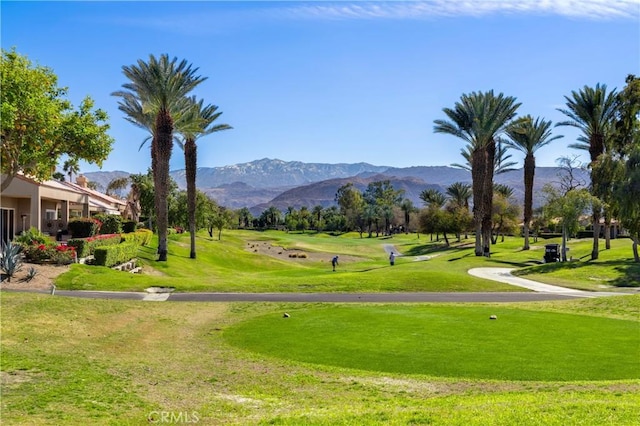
[2,1,639,174]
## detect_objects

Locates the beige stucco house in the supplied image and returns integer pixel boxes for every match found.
[1,174,125,243]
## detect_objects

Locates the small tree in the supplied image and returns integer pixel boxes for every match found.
[543,185,598,261]
[208,207,233,240]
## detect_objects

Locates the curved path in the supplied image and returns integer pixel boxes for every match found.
[4,267,627,302]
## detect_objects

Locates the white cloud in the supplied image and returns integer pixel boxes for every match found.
[283,0,640,21]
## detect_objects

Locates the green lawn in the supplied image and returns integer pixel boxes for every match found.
[513,237,640,290]
[52,230,640,293]
[1,293,639,425]
[55,231,522,292]
[224,304,639,381]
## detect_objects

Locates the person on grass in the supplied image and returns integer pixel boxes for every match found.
[331,255,339,271]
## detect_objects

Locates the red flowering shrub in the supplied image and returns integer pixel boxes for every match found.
[23,243,76,264]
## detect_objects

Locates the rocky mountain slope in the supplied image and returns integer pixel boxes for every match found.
[83,158,589,214]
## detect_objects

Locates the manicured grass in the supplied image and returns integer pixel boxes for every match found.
[54,231,522,293]
[53,230,639,293]
[514,237,640,290]
[224,304,640,381]
[1,293,639,425]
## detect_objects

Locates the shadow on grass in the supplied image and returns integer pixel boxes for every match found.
[517,259,640,287]
[611,263,640,287]
[486,259,537,268]
[404,242,470,257]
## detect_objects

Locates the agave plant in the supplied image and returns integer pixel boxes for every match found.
[24,266,38,282]
[0,241,24,282]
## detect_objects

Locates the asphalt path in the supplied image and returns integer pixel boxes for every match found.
[5,267,626,303]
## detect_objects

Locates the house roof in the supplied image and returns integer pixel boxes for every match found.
[89,197,121,215]
[62,181,126,207]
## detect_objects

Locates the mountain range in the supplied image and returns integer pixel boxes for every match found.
[83,158,589,216]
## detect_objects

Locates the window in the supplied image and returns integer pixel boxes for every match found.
[1,208,15,243]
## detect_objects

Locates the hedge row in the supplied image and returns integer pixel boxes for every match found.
[67,234,122,258]
[121,229,153,246]
[67,218,101,238]
[94,243,139,267]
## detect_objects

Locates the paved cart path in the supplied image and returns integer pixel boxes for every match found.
[3,267,629,302]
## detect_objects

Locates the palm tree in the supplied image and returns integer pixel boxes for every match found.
[451,140,517,175]
[419,188,446,208]
[63,158,80,182]
[434,91,520,256]
[176,97,232,259]
[400,198,415,232]
[106,176,131,197]
[445,182,472,210]
[113,54,206,261]
[312,205,324,231]
[556,83,618,260]
[446,182,472,240]
[505,115,563,250]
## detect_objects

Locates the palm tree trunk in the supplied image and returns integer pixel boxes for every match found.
[591,214,600,261]
[561,223,568,262]
[632,235,639,263]
[522,154,535,250]
[482,141,496,257]
[155,110,174,262]
[604,209,612,250]
[471,147,485,256]
[185,137,197,259]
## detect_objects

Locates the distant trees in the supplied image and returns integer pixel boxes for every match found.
[418,183,474,245]
[363,180,404,236]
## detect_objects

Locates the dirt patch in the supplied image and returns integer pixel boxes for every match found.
[0,263,70,291]
[245,241,361,264]
[1,370,41,388]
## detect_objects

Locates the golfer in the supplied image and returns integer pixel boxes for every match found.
[331,255,339,271]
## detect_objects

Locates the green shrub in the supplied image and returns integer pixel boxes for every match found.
[137,229,152,246]
[14,227,49,245]
[122,221,137,233]
[120,229,153,246]
[67,234,122,258]
[94,214,123,235]
[68,218,101,238]
[93,243,138,267]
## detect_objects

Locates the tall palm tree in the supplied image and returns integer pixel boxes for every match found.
[176,97,231,259]
[113,54,206,261]
[63,158,80,183]
[434,91,520,256]
[556,83,617,260]
[506,115,563,250]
